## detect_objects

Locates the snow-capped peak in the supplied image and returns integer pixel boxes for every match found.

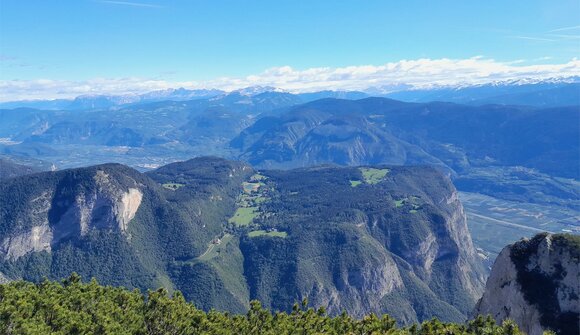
[232,86,287,96]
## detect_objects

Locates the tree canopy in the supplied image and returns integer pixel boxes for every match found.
[0,274,544,335]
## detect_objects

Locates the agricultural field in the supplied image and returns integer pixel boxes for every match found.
[228,174,272,227]
[350,167,390,186]
[228,207,258,226]
[350,180,362,187]
[360,167,390,184]
[242,181,263,193]
[460,192,579,269]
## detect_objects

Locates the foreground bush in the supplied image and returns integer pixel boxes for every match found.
[0,274,530,335]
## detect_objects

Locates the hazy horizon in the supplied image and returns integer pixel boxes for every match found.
[1,0,579,101]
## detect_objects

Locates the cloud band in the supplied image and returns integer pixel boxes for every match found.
[1,56,579,101]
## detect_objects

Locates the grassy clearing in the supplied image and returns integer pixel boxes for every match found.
[247,230,288,238]
[360,168,390,184]
[242,182,264,194]
[228,207,258,226]
[197,234,233,261]
[162,183,185,190]
[350,180,362,187]
[229,176,271,227]
[394,197,422,212]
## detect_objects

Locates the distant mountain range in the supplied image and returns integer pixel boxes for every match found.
[233,98,579,179]
[1,83,578,222]
[2,93,577,178]
[380,79,580,106]
[0,87,371,111]
[1,77,578,110]
[0,88,226,111]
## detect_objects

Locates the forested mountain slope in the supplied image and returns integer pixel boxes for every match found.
[0,158,39,180]
[0,157,485,323]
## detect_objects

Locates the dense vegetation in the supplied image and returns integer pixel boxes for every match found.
[0,158,484,323]
[0,158,252,311]
[233,165,485,322]
[0,158,38,180]
[0,275,534,335]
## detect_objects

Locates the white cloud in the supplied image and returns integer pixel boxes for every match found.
[1,57,579,102]
[507,36,556,42]
[546,34,580,40]
[548,25,580,33]
[96,1,163,8]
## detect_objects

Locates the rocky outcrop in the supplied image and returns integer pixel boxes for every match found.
[0,224,53,260]
[0,271,11,284]
[0,166,143,260]
[303,235,405,318]
[441,190,486,300]
[51,185,142,240]
[474,233,580,335]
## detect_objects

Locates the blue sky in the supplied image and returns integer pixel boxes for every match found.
[0,0,579,100]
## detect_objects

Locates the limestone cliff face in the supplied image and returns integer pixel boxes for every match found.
[0,225,53,260]
[438,189,486,301]
[474,233,580,335]
[384,174,486,316]
[53,170,142,238]
[0,166,143,261]
[301,235,405,319]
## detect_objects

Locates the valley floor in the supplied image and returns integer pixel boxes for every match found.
[461,192,579,269]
